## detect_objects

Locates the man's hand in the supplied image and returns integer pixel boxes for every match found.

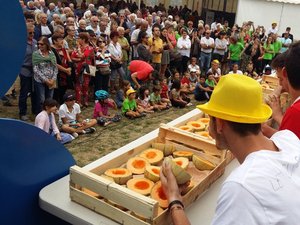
[160,159,182,203]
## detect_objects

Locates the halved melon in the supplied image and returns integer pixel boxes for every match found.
[82,188,100,198]
[139,148,164,165]
[173,151,194,161]
[127,177,154,195]
[179,125,194,132]
[164,157,191,184]
[172,157,189,170]
[197,118,210,126]
[192,155,216,170]
[195,131,213,140]
[104,168,132,185]
[126,157,150,174]
[150,181,169,209]
[151,142,176,156]
[186,121,206,132]
[144,165,161,182]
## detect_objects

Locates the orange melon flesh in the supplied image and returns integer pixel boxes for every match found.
[127,178,154,195]
[152,168,160,175]
[173,151,193,161]
[146,151,157,159]
[140,149,164,165]
[134,181,150,190]
[133,159,146,169]
[112,169,126,175]
[176,161,182,166]
[127,157,150,174]
[151,181,168,208]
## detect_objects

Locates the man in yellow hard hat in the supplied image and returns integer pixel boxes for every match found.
[160,74,300,225]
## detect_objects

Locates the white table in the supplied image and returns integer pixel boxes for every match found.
[39,109,239,225]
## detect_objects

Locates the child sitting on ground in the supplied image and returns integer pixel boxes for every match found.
[115,80,133,108]
[35,98,74,144]
[150,85,169,110]
[122,89,145,119]
[205,72,217,90]
[170,80,192,108]
[181,72,195,94]
[93,90,121,126]
[189,68,198,89]
[59,93,97,137]
[137,86,155,113]
[160,77,172,106]
[188,57,201,76]
[194,75,212,101]
[244,61,259,79]
[168,71,181,91]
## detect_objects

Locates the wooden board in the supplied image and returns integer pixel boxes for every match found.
[69,124,227,225]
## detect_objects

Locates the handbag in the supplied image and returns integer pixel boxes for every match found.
[169,49,182,62]
[83,64,96,76]
[110,59,122,70]
[98,65,111,75]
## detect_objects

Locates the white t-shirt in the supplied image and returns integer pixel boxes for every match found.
[58,103,81,124]
[41,25,52,36]
[212,130,300,225]
[177,36,191,57]
[228,70,243,75]
[200,37,214,53]
[108,42,122,58]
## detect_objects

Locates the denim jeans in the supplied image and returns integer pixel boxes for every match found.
[18,75,39,115]
[34,80,54,114]
[200,52,212,73]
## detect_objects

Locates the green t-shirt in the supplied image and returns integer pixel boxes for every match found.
[122,98,137,113]
[263,43,275,60]
[205,79,215,88]
[150,93,161,104]
[229,43,244,61]
[273,40,282,55]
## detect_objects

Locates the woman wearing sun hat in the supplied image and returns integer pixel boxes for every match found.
[160,74,300,225]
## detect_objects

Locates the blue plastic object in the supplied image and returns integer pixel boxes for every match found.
[0,119,75,225]
[0,1,26,96]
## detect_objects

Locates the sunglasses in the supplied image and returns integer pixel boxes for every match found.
[93,20,99,23]
[28,32,34,35]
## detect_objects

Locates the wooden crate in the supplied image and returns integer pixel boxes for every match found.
[261,75,279,88]
[69,124,227,225]
[170,111,234,164]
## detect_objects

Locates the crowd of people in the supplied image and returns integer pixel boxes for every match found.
[9,0,300,223]
[9,0,295,145]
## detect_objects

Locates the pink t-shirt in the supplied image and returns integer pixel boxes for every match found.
[93,101,114,118]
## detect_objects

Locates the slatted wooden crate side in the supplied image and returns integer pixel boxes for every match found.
[157,124,225,160]
[89,140,153,175]
[262,75,279,86]
[70,166,159,219]
[70,187,150,225]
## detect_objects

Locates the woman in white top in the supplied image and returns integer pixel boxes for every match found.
[213,31,228,64]
[108,31,126,93]
[177,29,191,74]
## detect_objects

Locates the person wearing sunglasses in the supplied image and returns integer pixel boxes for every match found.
[32,36,58,114]
[86,15,101,38]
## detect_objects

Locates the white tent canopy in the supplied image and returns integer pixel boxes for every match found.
[236,0,300,40]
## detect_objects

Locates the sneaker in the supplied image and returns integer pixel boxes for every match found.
[20,115,29,121]
[72,132,79,138]
[186,103,193,107]
[84,127,96,134]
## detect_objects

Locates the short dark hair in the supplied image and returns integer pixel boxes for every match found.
[152,23,161,32]
[137,30,148,43]
[52,33,63,43]
[171,80,181,90]
[42,98,58,110]
[271,51,287,69]
[227,121,261,137]
[152,85,161,92]
[285,41,300,89]
[110,31,119,39]
[78,32,89,42]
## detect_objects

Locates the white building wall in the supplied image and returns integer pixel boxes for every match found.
[236,0,299,40]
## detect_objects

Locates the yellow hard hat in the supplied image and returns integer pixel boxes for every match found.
[272,21,277,25]
[212,59,220,64]
[126,88,136,96]
[197,74,272,123]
